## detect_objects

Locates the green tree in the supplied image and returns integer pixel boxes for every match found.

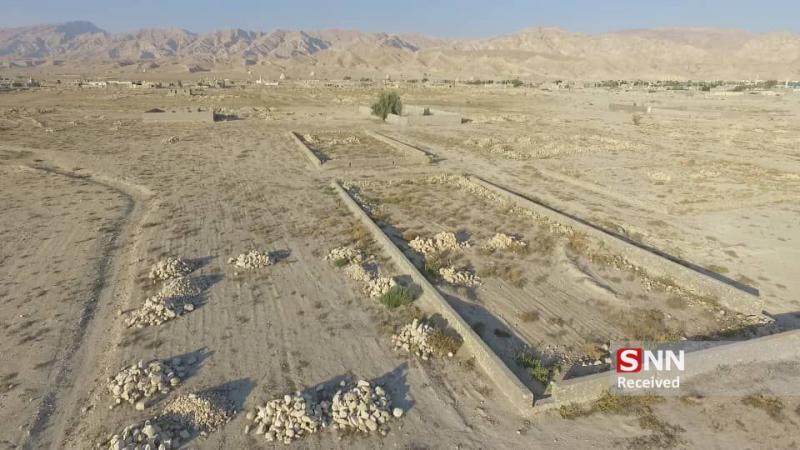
[371,91,402,120]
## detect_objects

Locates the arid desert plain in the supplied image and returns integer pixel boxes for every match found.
[1,80,800,449]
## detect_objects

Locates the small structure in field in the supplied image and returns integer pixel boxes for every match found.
[360,104,461,126]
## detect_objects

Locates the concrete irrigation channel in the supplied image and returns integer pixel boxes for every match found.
[332,180,536,415]
[466,175,763,317]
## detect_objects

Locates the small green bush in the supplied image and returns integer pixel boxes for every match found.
[379,285,414,308]
[333,257,349,268]
[371,91,402,120]
[422,107,432,116]
[423,256,441,279]
[516,353,551,384]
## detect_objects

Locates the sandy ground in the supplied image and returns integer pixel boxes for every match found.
[0,84,798,449]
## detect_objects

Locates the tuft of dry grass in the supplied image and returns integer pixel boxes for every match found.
[480,262,527,288]
[619,308,683,343]
[559,391,663,419]
[428,328,462,356]
[349,221,370,245]
[741,394,785,421]
[519,310,540,322]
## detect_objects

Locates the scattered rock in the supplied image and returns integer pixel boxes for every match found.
[161,391,234,434]
[391,319,434,360]
[99,419,180,450]
[162,135,180,145]
[126,276,206,328]
[149,257,193,281]
[330,380,393,436]
[485,233,527,251]
[227,250,273,270]
[246,391,327,444]
[329,246,396,298]
[107,359,185,407]
[439,266,481,287]
[325,246,363,265]
[409,232,470,257]
[343,260,395,298]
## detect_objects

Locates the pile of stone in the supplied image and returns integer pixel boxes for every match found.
[439,267,481,287]
[365,276,396,298]
[126,277,205,328]
[409,232,470,257]
[107,358,188,409]
[100,391,232,450]
[325,246,363,264]
[327,135,360,145]
[161,392,234,435]
[162,135,180,145]
[485,233,527,251]
[100,418,186,450]
[228,250,274,270]
[149,256,193,281]
[343,261,396,298]
[245,392,328,444]
[330,380,400,435]
[391,319,434,360]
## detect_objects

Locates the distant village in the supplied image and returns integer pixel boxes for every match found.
[2,72,799,95]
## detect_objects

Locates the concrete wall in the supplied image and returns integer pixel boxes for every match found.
[467,176,762,316]
[141,110,213,123]
[288,132,323,169]
[333,182,536,415]
[360,104,462,126]
[364,131,432,162]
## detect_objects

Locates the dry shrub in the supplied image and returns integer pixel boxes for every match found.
[481,263,527,288]
[428,329,462,356]
[350,222,370,245]
[560,391,663,419]
[741,394,785,421]
[619,308,682,343]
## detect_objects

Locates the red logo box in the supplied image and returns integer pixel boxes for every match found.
[616,348,643,373]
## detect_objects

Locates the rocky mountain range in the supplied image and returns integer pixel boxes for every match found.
[1,21,799,80]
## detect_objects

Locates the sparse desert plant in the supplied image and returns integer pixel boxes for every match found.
[516,353,551,384]
[422,107,432,116]
[519,310,540,322]
[741,394,785,420]
[333,257,349,268]
[632,113,643,126]
[428,328,462,356]
[349,222,370,245]
[371,91,402,120]
[423,255,442,279]
[379,285,415,309]
[620,308,682,342]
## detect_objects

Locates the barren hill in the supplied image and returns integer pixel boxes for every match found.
[2,21,799,80]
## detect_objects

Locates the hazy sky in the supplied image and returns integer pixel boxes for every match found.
[1,0,798,36]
